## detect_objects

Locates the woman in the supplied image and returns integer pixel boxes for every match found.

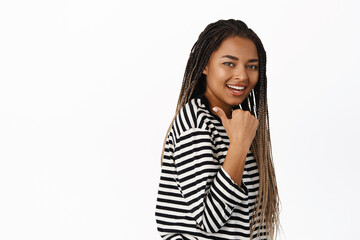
[155,19,280,240]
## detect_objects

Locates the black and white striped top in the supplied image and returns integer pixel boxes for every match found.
[155,94,267,240]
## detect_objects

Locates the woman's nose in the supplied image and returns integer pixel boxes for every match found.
[234,66,248,80]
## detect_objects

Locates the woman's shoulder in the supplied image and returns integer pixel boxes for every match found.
[171,95,210,138]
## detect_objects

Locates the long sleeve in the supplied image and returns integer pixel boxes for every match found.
[173,127,249,233]
[156,96,262,240]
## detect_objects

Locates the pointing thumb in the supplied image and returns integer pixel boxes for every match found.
[212,107,228,123]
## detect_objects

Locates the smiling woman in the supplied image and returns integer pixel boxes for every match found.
[155,19,280,240]
[203,37,259,119]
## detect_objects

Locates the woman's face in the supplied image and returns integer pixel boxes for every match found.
[203,36,259,117]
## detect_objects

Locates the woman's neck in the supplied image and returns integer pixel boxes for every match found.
[204,92,232,119]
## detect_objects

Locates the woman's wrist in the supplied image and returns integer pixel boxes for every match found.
[222,142,249,186]
[228,139,250,156]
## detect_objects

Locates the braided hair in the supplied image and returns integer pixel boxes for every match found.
[161,19,280,239]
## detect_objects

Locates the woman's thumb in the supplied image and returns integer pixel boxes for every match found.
[212,107,228,122]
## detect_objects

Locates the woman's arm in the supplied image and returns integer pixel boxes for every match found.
[213,107,259,186]
[156,106,258,237]
[171,127,250,233]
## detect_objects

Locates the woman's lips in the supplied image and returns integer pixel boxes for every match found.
[227,85,246,96]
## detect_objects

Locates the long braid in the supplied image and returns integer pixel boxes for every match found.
[160,19,280,239]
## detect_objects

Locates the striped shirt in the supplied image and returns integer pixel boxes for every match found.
[155,94,267,240]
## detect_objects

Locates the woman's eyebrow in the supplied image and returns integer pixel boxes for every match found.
[221,55,239,61]
[221,55,259,62]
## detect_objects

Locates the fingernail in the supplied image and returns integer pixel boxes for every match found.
[212,107,218,112]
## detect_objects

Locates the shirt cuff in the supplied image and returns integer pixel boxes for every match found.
[212,166,249,208]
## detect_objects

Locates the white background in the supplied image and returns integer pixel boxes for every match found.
[0,0,359,239]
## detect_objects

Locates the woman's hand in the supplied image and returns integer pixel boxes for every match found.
[213,106,259,186]
[213,107,259,151]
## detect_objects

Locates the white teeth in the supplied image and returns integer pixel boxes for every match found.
[227,85,245,90]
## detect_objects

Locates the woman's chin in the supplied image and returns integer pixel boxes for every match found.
[227,98,246,107]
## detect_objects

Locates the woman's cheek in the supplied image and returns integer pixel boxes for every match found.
[251,72,259,84]
[214,68,229,80]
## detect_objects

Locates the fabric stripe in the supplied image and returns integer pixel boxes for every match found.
[156,95,266,240]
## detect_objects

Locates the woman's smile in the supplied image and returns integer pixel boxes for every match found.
[226,84,247,96]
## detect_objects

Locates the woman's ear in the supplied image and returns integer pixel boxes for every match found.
[203,66,208,75]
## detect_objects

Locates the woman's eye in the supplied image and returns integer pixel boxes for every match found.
[223,62,234,67]
[248,65,258,70]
